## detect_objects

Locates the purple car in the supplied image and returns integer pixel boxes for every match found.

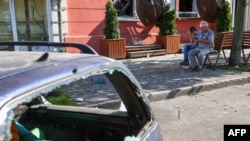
[0,42,163,141]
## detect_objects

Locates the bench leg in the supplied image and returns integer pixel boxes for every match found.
[203,55,208,68]
[247,53,250,63]
[205,54,215,69]
[204,51,222,69]
[241,48,249,63]
[213,52,222,69]
[222,49,228,62]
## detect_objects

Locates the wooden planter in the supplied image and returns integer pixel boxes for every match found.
[100,38,126,59]
[156,35,180,54]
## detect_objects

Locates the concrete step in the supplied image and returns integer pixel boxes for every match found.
[127,49,166,58]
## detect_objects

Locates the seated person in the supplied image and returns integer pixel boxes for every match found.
[188,21,215,71]
[180,26,202,66]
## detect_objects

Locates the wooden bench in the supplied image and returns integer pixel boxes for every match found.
[204,32,233,69]
[242,31,250,62]
[126,44,165,58]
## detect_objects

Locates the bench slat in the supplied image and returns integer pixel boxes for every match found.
[205,32,233,69]
[242,31,250,62]
[205,31,250,68]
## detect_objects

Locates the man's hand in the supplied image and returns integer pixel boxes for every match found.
[193,38,200,44]
[196,38,211,44]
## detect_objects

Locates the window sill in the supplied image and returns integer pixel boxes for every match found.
[118,16,140,22]
[176,17,202,20]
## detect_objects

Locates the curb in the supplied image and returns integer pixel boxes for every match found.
[86,74,250,108]
[147,75,250,102]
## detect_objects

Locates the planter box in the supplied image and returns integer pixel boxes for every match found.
[100,38,126,59]
[156,35,180,54]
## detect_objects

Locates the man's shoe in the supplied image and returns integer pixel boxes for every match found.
[191,66,202,72]
[191,66,198,71]
[180,60,189,65]
[195,67,202,72]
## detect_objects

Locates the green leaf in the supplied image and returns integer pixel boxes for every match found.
[103,1,120,39]
[216,1,232,32]
[156,4,176,35]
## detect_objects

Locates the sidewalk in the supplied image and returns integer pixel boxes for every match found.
[121,54,250,102]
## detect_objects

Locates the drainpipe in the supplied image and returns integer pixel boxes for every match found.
[57,0,62,42]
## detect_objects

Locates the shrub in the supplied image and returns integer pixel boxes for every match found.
[47,88,79,106]
[156,4,176,36]
[103,1,120,39]
[48,94,79,106]
[216,1,232,32]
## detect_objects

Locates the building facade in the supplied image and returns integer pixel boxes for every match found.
[0,0,249,53]
[64,0,213,53]
[0,0,66,50]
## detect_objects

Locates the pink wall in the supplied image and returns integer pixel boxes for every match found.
[64,0,216,53]
[176,18,216,43]
[64,0,106,53]
[119,21,158,45]
[121,18,216,45]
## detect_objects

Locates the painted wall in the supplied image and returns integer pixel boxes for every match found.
[119,21,158,45]
[177,18,216,43]
[64,0,106,53]
[64,0,215,53]
[120,18,215,45]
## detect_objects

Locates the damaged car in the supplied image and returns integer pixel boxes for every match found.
[0,42,163,141]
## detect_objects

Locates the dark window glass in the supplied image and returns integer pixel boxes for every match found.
[179,0,193,12]
[113,0,133,17]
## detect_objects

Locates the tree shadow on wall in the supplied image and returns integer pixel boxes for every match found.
[86,19,156,53]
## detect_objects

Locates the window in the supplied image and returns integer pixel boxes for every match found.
[0,0,49,42]
[0,0,53,51]
[179,0,193,11]
[57,73,122,109]
[112,0,138,21]
[0,0,14,43]
[177,0,199,18]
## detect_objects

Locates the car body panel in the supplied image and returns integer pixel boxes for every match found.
[0,47,163,141]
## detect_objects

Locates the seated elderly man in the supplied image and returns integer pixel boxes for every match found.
[188,21,214,71]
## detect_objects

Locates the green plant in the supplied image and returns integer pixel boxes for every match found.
[156,4,176,36]
[47,87,64,97]
[218,64,250,72]
[48,94,79,106]
[46,88,79,106]
[216,1,232,32]
[103,1,120,39]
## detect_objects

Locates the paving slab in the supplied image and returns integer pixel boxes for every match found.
[121,54,250,102]
[151,83,250,141]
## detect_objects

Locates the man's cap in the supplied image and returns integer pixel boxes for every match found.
[200,21,208,27]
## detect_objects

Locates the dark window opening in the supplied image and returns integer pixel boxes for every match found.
[113,0,133,17]
[179,0,193,12]
[178,0,198,18]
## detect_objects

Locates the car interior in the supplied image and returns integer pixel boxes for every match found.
[7,70,150,141]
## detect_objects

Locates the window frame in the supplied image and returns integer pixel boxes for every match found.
[113,0,139,21]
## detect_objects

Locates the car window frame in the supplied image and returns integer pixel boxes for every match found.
[0,64,151,140]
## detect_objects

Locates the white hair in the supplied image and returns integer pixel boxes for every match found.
[200,21,208,27]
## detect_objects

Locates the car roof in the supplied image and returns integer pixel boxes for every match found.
[0,51,95,76]
[0,51,120,107]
